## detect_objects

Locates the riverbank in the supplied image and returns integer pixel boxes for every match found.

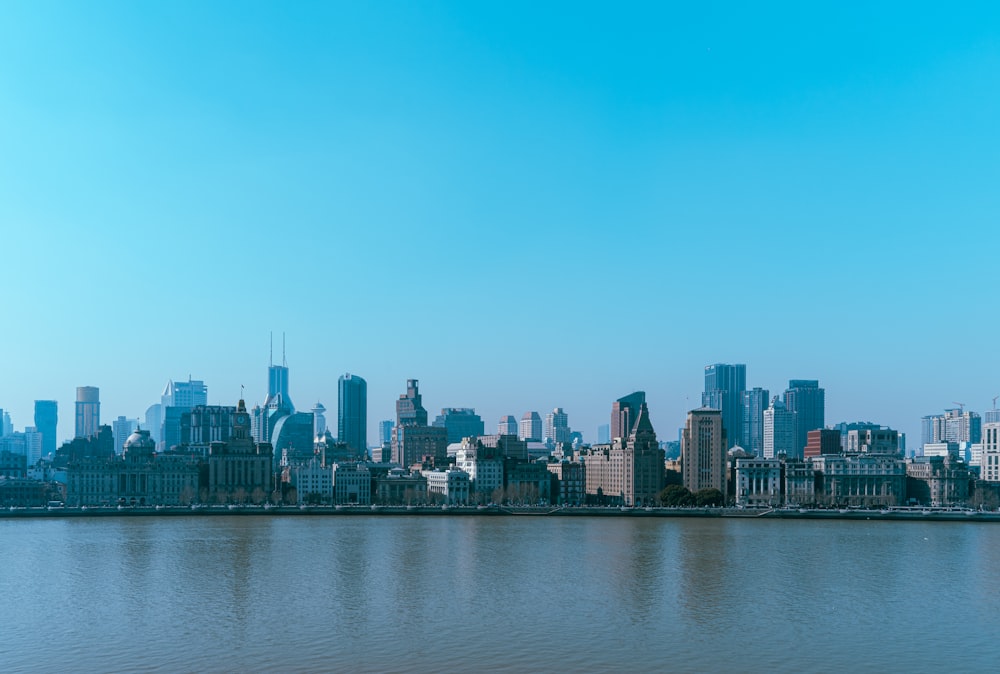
[4,504,1000,521]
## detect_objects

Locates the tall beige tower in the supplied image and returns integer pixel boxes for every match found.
[682,408,727,494]
[75,386,100,439]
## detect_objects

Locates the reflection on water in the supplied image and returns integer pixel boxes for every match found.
[1,516,998,673]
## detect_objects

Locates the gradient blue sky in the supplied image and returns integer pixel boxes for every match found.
[2,1,998,447]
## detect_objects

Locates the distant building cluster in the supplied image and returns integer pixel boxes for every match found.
[2,355,999,510]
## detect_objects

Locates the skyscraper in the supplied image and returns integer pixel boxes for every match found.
[161,378,208,451]
[112,416,139,454]
[311,402,327,439]
[611,392,645,441]
[544,408,571,445]
[338,373,367,453]
[702,364,746,451]
[265,334,294,413]
[75,386,100,439]
[33,400,58,459]
[741,387,769,456]
[498,415,518,436]
[783,380,825,458]
[391,380,447,468]
[623,403,665,506]
[23,427,42,466]
[145,404,162,444]
[681,408,727,494]
[597,424,610,444]
[763,396,797,459]
[433,408,484,444]
[518,412,542,442]
[379,420,394,446]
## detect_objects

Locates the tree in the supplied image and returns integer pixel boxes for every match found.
[693,488,725,507]
[660,484,693,507]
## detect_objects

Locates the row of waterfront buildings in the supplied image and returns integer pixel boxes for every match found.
[4,359,1000,510]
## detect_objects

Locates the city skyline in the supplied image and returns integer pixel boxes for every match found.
[2,3,999,451]
[6,352,1000,453]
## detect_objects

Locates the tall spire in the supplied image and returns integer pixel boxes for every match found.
[269,332,273,367]
[283,332,287,367]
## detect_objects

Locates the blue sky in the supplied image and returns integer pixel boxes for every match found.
[1,1,998,446]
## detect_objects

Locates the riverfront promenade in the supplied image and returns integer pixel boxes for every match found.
[4,504,1000,522]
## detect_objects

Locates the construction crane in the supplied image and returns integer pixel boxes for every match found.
[993,395,998,411]
[952,401,966,413]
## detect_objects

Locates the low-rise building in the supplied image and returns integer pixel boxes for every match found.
[546,460,585,505]
[375,468,427,505]
[455,438,503,502]
[812,454,906,507]
[906,455,974,506]
[332,462,371,505]
[784,460,817,505]
[505,461,553,505]
[66,429,200,506]
[734,457,782,507]
[291,456,333,503]
[425,468,470,505]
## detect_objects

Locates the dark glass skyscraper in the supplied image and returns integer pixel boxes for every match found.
[611,392,645,441]
[783,380,825,458]
[338,373,367,454]
[433,408,484,444]
[34,400,58,458]
[702,363,746,450]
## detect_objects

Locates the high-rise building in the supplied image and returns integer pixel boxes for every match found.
[804,429,842,459]
[763,396,797,459]
[519,412,542,442]
[379,420,394,446]
[622,403,665,506]
[112,416,139,454]
[0,409,5,437]
[681,408,727,494]
[33,400,58,459]
[741,387,769,456]
[161,378,208,451]
[75,386,100,439]
[262,333,295,415]
[23,427,42,466]
[984,408,1000,425]
[544,408,570,445]
[181,405,236,446]
[145,404,162,444]
[783,380,825,458]
[391,380,447,468]
[207,398,274,503]
[982,422,1000,483]
[162,378,208,409]
[311,402,327,439]
[597,424,610,445]
[433,408,484,444]
[396,379,428,427]
[498,415,518,436]
[921,408,982,448]
[338,373,367,453]
[703,364,746,451]
[583,401,664,506]
[611,392,645,441]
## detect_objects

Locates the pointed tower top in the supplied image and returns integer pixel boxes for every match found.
[630,402,655,437]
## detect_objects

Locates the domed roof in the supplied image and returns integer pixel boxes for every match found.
[123,428,155,454]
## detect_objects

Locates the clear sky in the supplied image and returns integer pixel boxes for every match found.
[1,1,998,448]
